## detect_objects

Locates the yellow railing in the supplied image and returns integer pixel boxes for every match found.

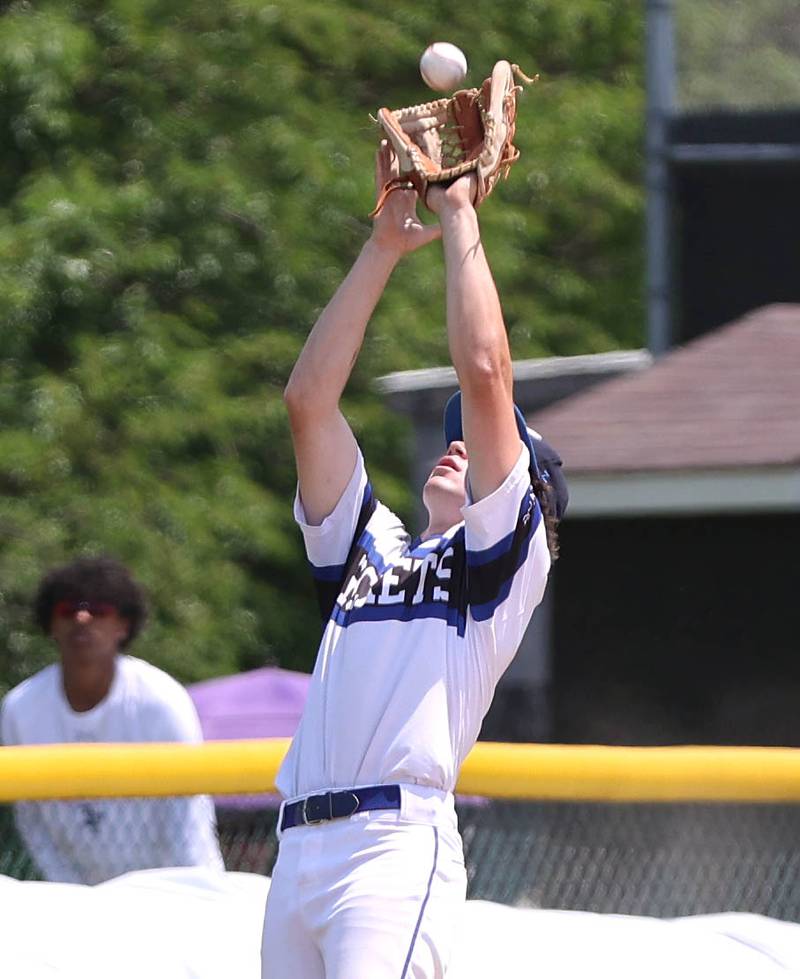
[2,740,800,802]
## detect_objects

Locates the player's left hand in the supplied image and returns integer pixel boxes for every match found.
[426,173,478,215]
[369,141,441,256]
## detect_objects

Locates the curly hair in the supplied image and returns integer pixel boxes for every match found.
[531,475,560,562]
[34,556,148,649]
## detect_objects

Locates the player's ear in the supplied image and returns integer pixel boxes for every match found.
[114,616,132,649]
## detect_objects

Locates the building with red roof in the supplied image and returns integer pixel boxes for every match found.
[380,305,800,746]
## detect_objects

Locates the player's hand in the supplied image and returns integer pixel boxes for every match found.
[425,174,478,216]
[369,141,441,256]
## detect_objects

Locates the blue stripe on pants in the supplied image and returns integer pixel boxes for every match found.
[400,826,439,979]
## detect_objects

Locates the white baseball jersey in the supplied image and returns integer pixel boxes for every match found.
[276,442,550,800]
[0,655,224,884]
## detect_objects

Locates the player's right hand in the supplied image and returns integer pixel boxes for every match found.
[369,141,441,257]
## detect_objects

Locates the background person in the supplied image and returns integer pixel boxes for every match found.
[0,556,224,884]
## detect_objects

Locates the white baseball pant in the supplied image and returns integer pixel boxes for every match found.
[261,785,467,979]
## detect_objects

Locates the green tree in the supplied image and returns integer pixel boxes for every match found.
[677,0,800,110]
[0,0,644,691]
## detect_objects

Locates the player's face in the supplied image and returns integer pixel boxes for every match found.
[422,441,468,530]
[49,599,129,668]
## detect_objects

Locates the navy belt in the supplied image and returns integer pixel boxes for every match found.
[280,784,402,831]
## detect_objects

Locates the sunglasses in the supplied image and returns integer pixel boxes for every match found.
[52,600,119,620]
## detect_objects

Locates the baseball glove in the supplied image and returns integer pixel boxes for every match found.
[371,60,535,216]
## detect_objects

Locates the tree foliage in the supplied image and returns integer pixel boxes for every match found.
[0,0,644,691]
[677,0,800,110]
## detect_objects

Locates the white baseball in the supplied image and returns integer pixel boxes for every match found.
[419,42,468,93]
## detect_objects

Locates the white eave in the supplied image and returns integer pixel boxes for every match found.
[376,350,653,395]
[566,466,800,518]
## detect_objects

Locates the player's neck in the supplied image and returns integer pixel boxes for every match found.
[61,658,117,712]
[421,497,465,539]
[420,517,460,540]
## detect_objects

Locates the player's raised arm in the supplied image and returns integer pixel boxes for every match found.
[426,176,522,503]
[283,143,441,525]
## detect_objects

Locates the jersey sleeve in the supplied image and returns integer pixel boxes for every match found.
[0,687,28,747]
[462,443,551,667]
[146,683,205,744]
[144,684,225,871]
[12,803,86,883]
[293,448,377,622]
[0,694,14,745]
[2,690,86,882]
[154,795,225,872]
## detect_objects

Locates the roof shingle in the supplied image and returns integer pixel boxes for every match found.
[528,305,800,474]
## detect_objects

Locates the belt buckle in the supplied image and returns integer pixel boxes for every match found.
[341,792,359,817]
[301,792,332,826]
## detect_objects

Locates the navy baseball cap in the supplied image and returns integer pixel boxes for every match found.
[443,391,569,520]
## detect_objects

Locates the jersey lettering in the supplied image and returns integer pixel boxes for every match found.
[336,545,459,616]
[311,477,540,635]
[432,547,453,603]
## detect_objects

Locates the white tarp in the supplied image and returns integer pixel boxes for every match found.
[2,868,800,978]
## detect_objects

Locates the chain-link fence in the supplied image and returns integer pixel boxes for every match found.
[458,799,800,919]
[0,793,224,885]
[5,797,800,920]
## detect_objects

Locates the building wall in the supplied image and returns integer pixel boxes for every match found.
[551,511,800,746]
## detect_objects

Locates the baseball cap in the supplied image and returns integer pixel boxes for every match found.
[443,390,569,520]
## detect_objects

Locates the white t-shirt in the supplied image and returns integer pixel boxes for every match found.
[0,655,224,884]
[276,444,551,799]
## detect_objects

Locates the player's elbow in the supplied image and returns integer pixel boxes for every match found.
[283,374,318,425]
[458,348,513,398]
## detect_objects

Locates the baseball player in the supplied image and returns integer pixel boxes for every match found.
[0,556,224,884]
[261,147,566,978]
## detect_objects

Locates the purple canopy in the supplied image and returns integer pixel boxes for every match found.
[188,666,311,741]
